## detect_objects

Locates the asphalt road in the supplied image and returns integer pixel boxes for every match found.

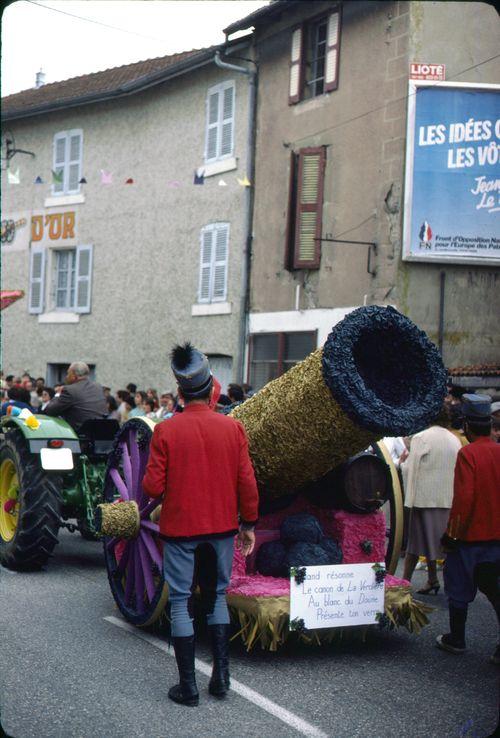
[1,529,498,738]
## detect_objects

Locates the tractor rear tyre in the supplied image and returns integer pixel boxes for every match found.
[0,430,62,571]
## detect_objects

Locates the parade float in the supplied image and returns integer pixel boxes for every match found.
[96,306,444,649]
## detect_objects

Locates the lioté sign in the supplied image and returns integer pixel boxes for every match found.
[403,81,500,265]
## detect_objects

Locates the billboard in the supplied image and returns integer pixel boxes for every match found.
[403,82,500,265]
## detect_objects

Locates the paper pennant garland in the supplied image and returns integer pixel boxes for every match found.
[79,177,87,184]
[101,170,113,184]
[218,179,228,187]
[125,177,134,184]
[167,180,181,188]
[7,167,20,184]
[34,176,43,184]
[52,169,63,183]
[194,170,205,185]
[237,175,251,187]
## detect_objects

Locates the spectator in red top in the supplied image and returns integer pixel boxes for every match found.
[438,394,500,663]
[142,343,258,707]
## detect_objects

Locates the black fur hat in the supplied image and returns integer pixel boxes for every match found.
[171,343,212,398]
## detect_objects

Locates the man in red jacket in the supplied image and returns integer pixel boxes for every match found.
[142,343,259,706]
[438,394,500,663]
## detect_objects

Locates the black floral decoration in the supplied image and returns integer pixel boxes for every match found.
[321,306,447,436]
[290,566,307,585]
[361,539,373,554]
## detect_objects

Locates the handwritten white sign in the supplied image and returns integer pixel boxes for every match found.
[289,563,385,630]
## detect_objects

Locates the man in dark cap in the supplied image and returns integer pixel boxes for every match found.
[142,343,259,706]
[438,394,500,663]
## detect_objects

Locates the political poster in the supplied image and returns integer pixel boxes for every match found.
[403,82,500,265]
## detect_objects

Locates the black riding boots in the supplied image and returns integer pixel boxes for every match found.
[208,624,231,697]
[169,635,199,706]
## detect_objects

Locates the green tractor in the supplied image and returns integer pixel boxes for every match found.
[0,413,121,570]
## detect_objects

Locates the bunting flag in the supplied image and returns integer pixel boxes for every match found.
[100,170,113,184]
[125,177,134,184]
[34,176,43,184]
[237,175,251,187]
[7,167,20,184]
[79,177,87,184]
[167,180,181,188]
[194,170,205,185]
[218,179,228,187]
[52,169,63,183]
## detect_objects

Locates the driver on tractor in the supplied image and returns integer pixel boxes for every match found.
[43,362,107,433]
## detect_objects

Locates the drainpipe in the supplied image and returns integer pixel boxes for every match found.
[438,271,446,357]
[214,50,257,384]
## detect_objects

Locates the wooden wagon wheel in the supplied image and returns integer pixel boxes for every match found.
[375,440,404,575]
[103,418,168,627]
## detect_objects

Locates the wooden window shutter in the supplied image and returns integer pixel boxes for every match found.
[292,147,326,269]
[324,10,341,92]
[212,224,229,301]
[29,246,46,314]
[220,86,234,157]
[206,90,220,161]
[198,227,213,302]
[75,244,93,313]
[288,27,303,105]
[53,134,66,194]
[284,151,298,270]
[68,132,82,192]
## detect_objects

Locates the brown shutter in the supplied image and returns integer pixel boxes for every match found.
[288,26,304,105]
[324,9,341,93]
[292,147,326,270]
[284,151,298,270]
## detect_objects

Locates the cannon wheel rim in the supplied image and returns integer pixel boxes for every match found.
[103,418,168,627]
[375,440,403,575]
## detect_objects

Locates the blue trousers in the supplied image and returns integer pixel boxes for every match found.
[163,536,234,637]
[444,542,500,610]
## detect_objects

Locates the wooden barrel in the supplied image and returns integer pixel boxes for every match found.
[303,452,392,514]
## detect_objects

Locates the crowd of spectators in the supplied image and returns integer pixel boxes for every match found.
[0,371,255,425]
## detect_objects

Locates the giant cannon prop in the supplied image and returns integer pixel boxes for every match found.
[98,306,445,648]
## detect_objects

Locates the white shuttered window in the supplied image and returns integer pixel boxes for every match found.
[205,82,235,162]
[198,224,229,303]
[52,129,83,195]
[29,247,46,314]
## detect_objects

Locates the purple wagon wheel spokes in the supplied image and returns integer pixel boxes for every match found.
[137,446,150,507]
[124,545,136,606]
[140,499,159,520]
[115,541,132,576]
[139,529,163,570]
[120,440,133,496]
[128,429,140,499]
[138,538,156,603]
[141,520,160,534]
[134,544,146,614]
[109,468,129,501]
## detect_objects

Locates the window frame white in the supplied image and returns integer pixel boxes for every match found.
[197,223,230,304]
[204,81,235,164]
[52,129,83,196]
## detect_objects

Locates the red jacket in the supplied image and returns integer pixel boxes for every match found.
[447,437,500,542]
[142,403,259,539]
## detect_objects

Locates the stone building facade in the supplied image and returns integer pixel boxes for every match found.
[225,0,500,389]
[1,42,254,392]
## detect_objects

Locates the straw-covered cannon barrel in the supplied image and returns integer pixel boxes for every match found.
[96,306,445,629]
[231,305,447,499]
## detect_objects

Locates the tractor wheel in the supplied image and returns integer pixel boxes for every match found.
[0,430,62,571]
[103,419,168,627]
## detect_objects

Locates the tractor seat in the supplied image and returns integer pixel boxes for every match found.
[77,419,120,457]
